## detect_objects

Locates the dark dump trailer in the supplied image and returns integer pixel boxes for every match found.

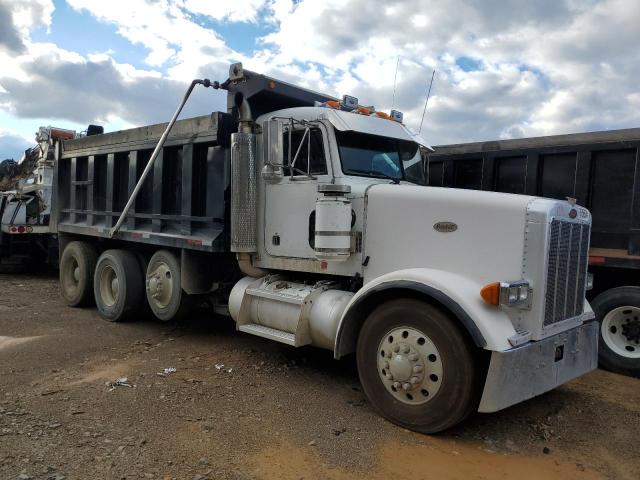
[427,128,640,377]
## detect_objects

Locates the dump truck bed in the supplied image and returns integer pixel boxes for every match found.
[53,112,234,252]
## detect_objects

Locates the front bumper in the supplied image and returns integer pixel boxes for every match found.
[478,321,598,412]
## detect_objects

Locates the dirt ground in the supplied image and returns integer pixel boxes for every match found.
[0,272,638,480]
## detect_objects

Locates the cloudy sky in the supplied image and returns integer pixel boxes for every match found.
[1,0,639,159]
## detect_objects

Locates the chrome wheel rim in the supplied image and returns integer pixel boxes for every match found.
[146,261,173,309]
[602,306,640,358]
[377,326,443,405]
[99,265,119,307]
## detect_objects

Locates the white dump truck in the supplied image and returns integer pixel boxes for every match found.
[52,63,597,433]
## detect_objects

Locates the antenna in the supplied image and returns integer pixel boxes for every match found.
[391,56,400,110]
[418,69,436,134]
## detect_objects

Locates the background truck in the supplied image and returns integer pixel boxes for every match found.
[0,127,78,269]
[50,63,597,433]
[427,129,640,377]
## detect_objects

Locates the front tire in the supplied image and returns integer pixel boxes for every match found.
[59,241,97,307]
[94,249,144,322]
[592,287,640,377]
[356,298,481,433]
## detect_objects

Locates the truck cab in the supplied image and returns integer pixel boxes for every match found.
[253,105,426,275]
[224,64,597,431]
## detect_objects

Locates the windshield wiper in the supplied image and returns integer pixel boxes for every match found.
[345,168,401,184]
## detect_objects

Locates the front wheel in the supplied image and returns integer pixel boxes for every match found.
[591,287,640,377]
[356,298,482,434]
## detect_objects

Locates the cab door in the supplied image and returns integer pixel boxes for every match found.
[264,124,332,259]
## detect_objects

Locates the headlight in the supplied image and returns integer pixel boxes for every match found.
[480,280,531,309]
[500,280,531,308]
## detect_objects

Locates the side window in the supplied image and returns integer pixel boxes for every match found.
[282,128,327,176]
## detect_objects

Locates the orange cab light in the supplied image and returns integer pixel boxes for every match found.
[375,111,391,119]
[480,282,501,306]
[357,106,370,115]
[325,100,340,109]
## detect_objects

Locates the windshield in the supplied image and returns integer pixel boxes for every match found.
[335,130,425,185]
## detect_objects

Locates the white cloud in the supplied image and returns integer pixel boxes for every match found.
[0,0,52,54]
[65,0,239,76]
[0,0,639,153]
[257,0,640,142]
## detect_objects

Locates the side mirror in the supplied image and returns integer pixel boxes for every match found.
[262,119,284,182]
[265,119,284,168]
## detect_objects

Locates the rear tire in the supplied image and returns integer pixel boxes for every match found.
[356,298,481,433]
[59,241,97,307]
[145,250,188,322]
[591,287,640,377]
[94,249,144,322]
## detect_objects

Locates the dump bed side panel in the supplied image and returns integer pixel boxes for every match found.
[54,112,233,252]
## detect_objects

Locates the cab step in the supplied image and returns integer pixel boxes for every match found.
[238,323,297,346]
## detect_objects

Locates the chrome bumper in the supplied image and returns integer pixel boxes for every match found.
[478,321,598,413]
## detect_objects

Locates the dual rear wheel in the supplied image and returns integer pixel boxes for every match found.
[60,242,188,323]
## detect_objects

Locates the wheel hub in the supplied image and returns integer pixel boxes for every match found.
[73,266,80,282]
[601,306,640,358]
[99,265,119,307]
[146,262,173,308]
[377,327,443,405]
[388,352,414,382]
[148,277,159,296]
[622,318,640,343]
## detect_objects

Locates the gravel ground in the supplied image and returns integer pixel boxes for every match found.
[0,272,638,480]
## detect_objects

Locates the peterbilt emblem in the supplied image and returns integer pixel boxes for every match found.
[433,221,458,233]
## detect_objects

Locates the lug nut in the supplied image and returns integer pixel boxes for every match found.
[402,382,411,391]
[383,361,390,369]
[409,353,419,361]
[413,365,423,373]
[386,373,394,380]
[402,345,410,354]
[410,376,420,385]
[393,345,400,353]
[393,382,401,390]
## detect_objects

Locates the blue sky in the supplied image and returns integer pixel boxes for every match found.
[30,1,151,68]
[1,0,639,160]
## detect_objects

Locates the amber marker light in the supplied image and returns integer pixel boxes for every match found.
[480,282,501,306]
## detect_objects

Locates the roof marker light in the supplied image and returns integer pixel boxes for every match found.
[342,95,358,110]
[390,110,404,123]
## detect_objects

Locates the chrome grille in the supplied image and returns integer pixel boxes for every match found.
[544,219,590,327]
